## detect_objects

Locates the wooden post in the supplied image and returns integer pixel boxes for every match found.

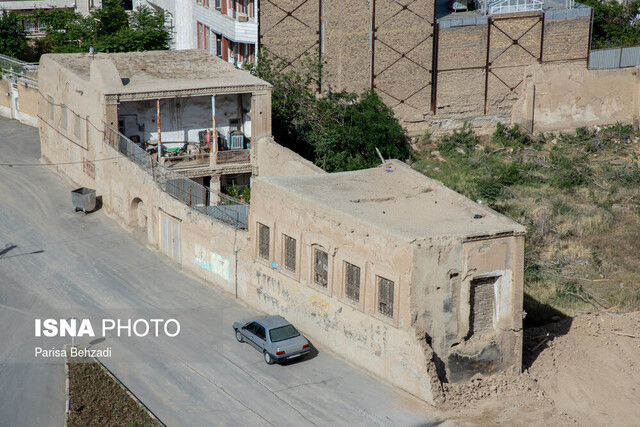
[211,95,217,153]
[157,99,162,161]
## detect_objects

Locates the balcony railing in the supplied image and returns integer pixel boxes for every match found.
[214,149,250,165]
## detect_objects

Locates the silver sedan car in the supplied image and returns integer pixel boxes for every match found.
[233,315,311,364]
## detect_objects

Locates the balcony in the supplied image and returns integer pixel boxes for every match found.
[214,149,250,165]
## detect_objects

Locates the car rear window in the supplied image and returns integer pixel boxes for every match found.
[269,325,300,342]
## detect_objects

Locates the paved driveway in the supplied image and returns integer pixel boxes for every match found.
[0,117,441,426]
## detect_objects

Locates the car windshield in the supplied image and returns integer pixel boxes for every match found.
[269,325,300,342]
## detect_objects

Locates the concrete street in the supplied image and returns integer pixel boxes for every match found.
[0,116,440,426]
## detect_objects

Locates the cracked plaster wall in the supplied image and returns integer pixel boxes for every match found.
[410,234,524,383]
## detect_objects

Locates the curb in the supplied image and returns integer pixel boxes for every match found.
[92,357,165,426]
[64,347,164,426]
[64,345,70,427]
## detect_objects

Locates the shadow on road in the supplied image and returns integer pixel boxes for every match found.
[0,244,44,260]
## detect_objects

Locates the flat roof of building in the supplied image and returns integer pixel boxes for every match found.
[42,50,270,95]
[258,160,525,242]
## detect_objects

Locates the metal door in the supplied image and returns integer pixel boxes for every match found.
[160,211,181,263]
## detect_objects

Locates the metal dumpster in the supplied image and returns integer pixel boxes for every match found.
[71,187,96,214]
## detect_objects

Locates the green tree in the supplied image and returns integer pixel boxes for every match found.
[579,0,640,48]
[31,1,171,54]
[250,50,409,172]
[0,11,28,58]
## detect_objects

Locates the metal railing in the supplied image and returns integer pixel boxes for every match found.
[589,46,640,70]
[104,126,249,229]
[0,53,39,75]
[0,54,39,88]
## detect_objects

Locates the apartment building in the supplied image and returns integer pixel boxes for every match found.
[143,0,258,66]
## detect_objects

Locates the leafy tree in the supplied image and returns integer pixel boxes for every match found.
[250,50,409,172]
[579,0,640,48]
[0,11,28,58]
[31,1,171,55]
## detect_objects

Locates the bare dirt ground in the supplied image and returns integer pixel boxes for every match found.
[438,311,640,426]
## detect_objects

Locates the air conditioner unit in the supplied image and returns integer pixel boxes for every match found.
[230,133,244,150]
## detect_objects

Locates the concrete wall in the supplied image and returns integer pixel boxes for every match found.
[512,62,640,133]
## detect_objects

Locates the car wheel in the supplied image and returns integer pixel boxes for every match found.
[235,330,243,343]
[264,351,274,365]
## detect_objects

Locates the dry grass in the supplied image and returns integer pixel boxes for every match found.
[412,124,640,324]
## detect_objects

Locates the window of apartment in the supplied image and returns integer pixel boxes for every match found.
[48,96,54,120]
[215,0,221,10]
[344,262,360,302]
[377,276,394,318]
[74,113,82,139]
[313,248,328,287]
[283,235,296,272]
[215,34,222,58]
[61,105,68,130]
[197,22,209,51]
[258,223,270,260]
[239,0,247,14]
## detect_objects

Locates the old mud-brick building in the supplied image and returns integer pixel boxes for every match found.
[39,50,525,405]
[259,0,591,133]
[38,50,272,200]
[249,160,526,400]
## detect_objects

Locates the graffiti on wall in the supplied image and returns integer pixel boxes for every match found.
[310,295,329,315]
[194,244,230,282]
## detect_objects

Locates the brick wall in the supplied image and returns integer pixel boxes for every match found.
[261,3,591,132]
[434,12,591,121]
[543,16,591,62]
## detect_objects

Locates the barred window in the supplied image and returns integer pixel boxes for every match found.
[344,262,360,302]
[258,223,269,259]
[313,248,328,287]
[283,235,296,272]
[377,276,394,317]
[74,114,82,139]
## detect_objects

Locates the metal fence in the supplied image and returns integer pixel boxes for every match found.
[589,46,640,70]
[0,53,38,75]
[0,54,39,88]
[104,126,249,229]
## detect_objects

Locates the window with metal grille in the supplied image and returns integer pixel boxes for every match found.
[313,248,328,287]
[344,262,360,302]
[258,223,269,260]
[377,276,394,317]
[283,235,296,272]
